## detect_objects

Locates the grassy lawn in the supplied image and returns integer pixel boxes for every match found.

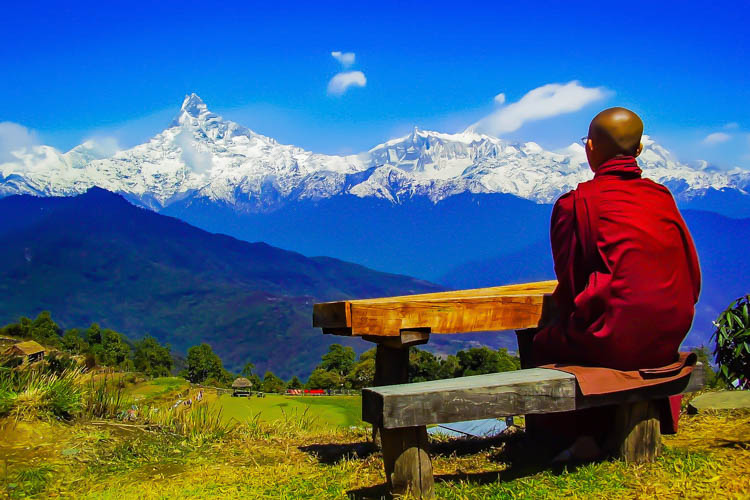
[215,393,362,428]
[124,376,189,404]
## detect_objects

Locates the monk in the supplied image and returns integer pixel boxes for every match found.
[527,107,701,459]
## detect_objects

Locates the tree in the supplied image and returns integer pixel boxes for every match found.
[287,376,303,390]
[346,358,375,389]
[133,335,173,377]
[409,348,441,382]
[29,312,62,347]
[61,328,88,354]
[186,343,225,384]
[456,347,507,376]
[241,362,255,378]
[99,328,131,367]
[712,295,750,389]
[318,344,356,376]
[691,346,721,389]
[261,371,286,393]
[86,323,102,346]
[437,355,460,379]
[306,368,342,390]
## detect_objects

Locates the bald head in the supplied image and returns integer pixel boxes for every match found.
[586,107,644,170]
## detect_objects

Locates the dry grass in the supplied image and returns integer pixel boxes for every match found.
[0,406,747,499]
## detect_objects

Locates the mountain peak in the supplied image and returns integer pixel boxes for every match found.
[180,93,208,117]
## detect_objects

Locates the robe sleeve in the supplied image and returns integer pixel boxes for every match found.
[549,191,579,321]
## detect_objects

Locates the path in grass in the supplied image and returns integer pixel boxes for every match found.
[215,393,363,428]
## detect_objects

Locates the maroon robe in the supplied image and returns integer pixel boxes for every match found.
[533,156,701,370]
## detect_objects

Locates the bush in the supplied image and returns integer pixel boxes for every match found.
[712,295,750,389]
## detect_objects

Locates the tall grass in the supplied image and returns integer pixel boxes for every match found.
[83,374,130,419]
[140,403,234,443]
[0,365,83,420]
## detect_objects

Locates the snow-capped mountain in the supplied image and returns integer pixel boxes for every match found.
[1,93,749,211]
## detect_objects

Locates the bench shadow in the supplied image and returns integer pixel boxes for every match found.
[298,441,378,465]
[342,430,600,499]
[715,438,750,450]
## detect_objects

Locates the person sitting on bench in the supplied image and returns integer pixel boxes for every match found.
[529,107,702,459]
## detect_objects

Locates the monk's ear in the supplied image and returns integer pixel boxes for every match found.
[635,143,643,158]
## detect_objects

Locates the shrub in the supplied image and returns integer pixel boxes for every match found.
[712,295,750,389]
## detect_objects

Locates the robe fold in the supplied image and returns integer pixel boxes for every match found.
[532,155,701,371]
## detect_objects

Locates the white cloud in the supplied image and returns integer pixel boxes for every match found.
[80,136,121,157]
[493,92,506,105]
[702,132,731,145]
[0,122,39,162]
[473,81,607,136]
[327,71,367,96]
[175,129,213,173]
[724,122,739,130]
[331,51,355,67]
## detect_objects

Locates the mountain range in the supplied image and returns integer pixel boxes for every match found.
[1,94,748,363]
[0,188,447,377]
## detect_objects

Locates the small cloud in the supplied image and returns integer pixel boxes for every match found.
[81,136,121,157]
[175,129,213,173]
[331,51,355,68]
[724,122,739,130]
[0,122,39,162]
[472,81,608,136]
[327,71,367,96]
[702,132,731,145]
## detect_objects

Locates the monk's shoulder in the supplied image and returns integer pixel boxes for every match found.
[553,189,576,214]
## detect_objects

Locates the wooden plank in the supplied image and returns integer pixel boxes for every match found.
[313,280,557,336]
[607,401,662,463]
[362,368,577,428]
[363,364,705,429]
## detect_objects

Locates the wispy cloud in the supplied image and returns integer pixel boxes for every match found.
[0,122,39,162]
[175,129,213,173]
[331,51,355,68]
[327,71,367,96]
[724,122,739,130]
[472,81,607,136]
[703,132,731,145]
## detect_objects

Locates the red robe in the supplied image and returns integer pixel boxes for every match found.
[533,156,701,370]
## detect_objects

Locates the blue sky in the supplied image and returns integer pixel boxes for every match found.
[1,1,749,167]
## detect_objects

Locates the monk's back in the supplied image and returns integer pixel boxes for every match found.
[574,172,701,369]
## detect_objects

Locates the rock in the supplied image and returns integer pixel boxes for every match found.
[688,390,750,413]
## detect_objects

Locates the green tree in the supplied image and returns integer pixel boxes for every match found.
[318,344,356,376]
[409,348,441,382]
[28,312,62,347]
[287,376,303,390]
[241,362,255,378]
[185,343,225,384]
[306,368,342,390]
[86,323,102,345]
[691,345,722,389]
[346,358,375,389]
[61,328,88,354]
[456,347,507,376]
[133,335,173,377]
[99,328,131,368]
[437,354,460,379]
[712,295,750,389]
[261,371,286,393]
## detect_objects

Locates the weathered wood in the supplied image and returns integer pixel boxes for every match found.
[363,329,430,348]
[313,280,557,337]
[363,364,705,429]
[363,368,578,428]
[371,343,410,447]
[381,426,434,498]
[607,401,662,463]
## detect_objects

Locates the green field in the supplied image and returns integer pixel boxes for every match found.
[125,377,189,404]
[215,393,363,428]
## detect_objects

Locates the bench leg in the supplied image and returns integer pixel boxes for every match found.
[372,344,409,447]
[608,401,661,463]
[381,425,434,498]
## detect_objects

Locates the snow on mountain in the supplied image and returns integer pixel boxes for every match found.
[1,93,748,210]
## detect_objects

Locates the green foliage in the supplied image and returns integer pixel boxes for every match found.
[133,335,173,377]
[346,357,375,389]
[261,371,286,393]
[456,346,520,376]
[185,343,225,384]
[84,375,130,419]
[287,375,303,389]
[409,349,441,382]
[0,311,62,348]
[241,362,255,378]
[691,345,723,389]
[306,368,342,390]
[711,295,750,389]
[0,365,83,419]
[61,328,88,354]
[318,344,356,376]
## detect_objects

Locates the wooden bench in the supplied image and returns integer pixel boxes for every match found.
[312,281,705,498]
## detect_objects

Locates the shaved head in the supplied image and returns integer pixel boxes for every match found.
[585,107,644,170]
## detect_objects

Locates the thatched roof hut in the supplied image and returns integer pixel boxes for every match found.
[232,377,252,389]
[3,340,46,364]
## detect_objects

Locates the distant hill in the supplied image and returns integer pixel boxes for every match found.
[0,188,443,377]
[439,210,750,349]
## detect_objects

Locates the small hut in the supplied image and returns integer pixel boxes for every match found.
[3,340,46,364]
[232,377,252,397]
